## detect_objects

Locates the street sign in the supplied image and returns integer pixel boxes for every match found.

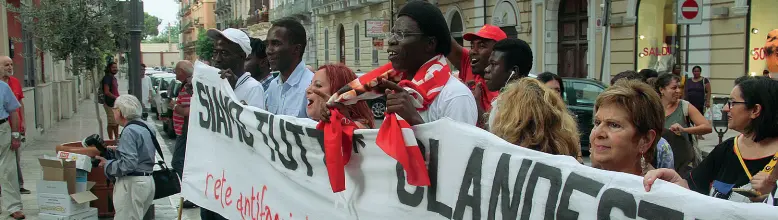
[365,19,389,38]
[678,0,702,25]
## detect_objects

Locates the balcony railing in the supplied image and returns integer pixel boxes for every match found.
[179,4,192,17]
[247,12,269,26]
[269,1,310,21]
[312,0,386,16]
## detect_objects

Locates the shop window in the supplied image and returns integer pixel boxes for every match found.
[636,0,680,73]
[748,0,778,76]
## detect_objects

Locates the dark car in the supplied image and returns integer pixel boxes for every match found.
[560,78,607,154]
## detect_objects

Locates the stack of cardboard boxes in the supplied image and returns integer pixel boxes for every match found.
[36,152,99,220]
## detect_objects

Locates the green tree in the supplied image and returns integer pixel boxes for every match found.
[145,22,180,43]
[195,28,214,62]
[144,12,161,38]
[5,0,130,137]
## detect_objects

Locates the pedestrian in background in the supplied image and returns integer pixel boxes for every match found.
[655,73,712,172]
[171,60,196,208]
[140,63,151,120]
[0,55,24,219]
[102,62,120,140]
[536,71,564,96]
[94,95,156,219]
[264,18,314,118]
[0,56,28,195]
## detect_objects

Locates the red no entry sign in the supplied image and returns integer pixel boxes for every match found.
[681,0,699,20]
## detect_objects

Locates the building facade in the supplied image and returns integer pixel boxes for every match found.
[141,43,182,68]
[180,0,217,62]
[309,0,769,95]
[269,0,316,68]
[215,0,270,30]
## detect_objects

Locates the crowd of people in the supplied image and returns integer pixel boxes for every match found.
[2,1,776,219]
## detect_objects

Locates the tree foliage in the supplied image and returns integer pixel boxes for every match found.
[143,12,161,38]
[4,0,129,73]
[195,28,214,62]
[145,22,180,44]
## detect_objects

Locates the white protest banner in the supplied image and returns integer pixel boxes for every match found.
[183,61,778,220]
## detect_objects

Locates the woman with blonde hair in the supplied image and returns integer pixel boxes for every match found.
[489,78,581,160]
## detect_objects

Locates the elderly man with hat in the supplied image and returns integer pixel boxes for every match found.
[208,28,266,108]
[447,24,507,127]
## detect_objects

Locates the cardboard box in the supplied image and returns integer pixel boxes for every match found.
[56,151,93,172]
[37,158,98,216]
[38,207,98,220]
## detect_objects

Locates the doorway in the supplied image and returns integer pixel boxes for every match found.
[558,0,588,78]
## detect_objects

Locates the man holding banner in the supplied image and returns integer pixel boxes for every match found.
[207,28,266,108]
[381,0,477,126]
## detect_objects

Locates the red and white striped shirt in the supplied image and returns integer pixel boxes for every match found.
[173,87,191,136]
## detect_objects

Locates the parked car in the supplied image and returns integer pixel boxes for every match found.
[151,73,176,116]
[559,77,607,154]
[161,79,183,138]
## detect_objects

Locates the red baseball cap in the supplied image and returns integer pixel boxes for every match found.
[463,24,507,42]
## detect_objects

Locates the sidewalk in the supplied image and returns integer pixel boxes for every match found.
[13,79,181,219]
[698,127,739,157]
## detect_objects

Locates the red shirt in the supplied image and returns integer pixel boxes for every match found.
[458,48,499,112]
[6,76,23,131]
[173,87,191,136]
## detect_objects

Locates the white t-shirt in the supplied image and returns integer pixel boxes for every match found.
[141,76,151,108]
[234,73,266,109]
[419,75,478,125]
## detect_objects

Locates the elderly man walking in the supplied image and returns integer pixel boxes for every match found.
[0,55,24,219]
[95,95,157,219]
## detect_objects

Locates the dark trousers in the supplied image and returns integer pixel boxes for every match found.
[172,134,187,179]
[200,209,229,220]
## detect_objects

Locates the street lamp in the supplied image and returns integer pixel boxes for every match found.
[711,96,729,144]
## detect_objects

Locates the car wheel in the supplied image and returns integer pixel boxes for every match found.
[371,100,386,119]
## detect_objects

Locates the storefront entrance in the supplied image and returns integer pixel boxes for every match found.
[635,0,680,73]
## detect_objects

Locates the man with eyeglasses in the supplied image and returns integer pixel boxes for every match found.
[446,25,506,127]
[380,0,477,126]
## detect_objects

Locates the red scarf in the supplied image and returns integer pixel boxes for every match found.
[318,55,450,192]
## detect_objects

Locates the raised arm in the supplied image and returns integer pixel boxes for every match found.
[447,37,465,71]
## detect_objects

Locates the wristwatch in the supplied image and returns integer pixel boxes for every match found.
[12,132,21,139]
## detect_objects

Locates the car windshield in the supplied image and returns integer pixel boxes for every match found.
[160,78,173,90]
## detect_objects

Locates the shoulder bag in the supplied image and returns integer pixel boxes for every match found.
[126,120,181,199]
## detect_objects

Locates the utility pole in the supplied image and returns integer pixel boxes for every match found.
[128,0,143,99]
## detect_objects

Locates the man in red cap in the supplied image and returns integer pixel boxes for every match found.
[447,24,507,127]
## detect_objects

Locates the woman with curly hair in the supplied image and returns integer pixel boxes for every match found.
[489,77,581,161]
[306,64,375,128]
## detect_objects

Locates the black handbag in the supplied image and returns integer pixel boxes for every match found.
[127,120,181,199]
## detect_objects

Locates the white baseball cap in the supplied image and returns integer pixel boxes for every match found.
[207,28,252,58]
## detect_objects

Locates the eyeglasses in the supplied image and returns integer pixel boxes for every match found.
[727,100,746,108]
[386,30,424,41]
